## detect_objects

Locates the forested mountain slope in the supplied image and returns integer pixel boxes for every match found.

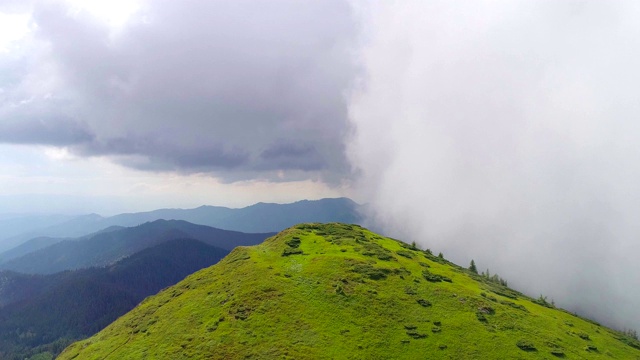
[0,239,229,360]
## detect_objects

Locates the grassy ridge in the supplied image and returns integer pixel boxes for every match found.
[59,223,640,359]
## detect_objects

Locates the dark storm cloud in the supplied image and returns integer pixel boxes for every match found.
[259,142,325,171]
[0,0,355,180]
[0,115,93,145]
[75,135,249,171]
[0,89,94,145]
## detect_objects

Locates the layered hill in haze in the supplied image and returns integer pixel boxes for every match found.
[60,223,640,359]
[0,239,230,360]
[0,198,361,253]
[0,220,273,274]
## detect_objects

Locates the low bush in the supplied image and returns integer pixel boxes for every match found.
[516,339,536,351]
[361,243,395,261]
[406,329,427,339]
[532,295,554,308]
[577,332,590,340]
[476,312,487,322]
[489,288,519,300]
[404,287,417,295]
[396,250,414,259]
[422,270,452,283]
[499,300,528,312]
[285,237,301,248]
[584,345,598,352]
[351,263,391,280]
[550,349,565,357]
[282,248,303,256]
[477,306,495,315]
[231,305,251,321]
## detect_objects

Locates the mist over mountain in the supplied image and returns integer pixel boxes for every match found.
[347,1,640,332]
[0,220,272,274]
[0,214,76,253]
[0,227,125,264]
[0,0,638,349]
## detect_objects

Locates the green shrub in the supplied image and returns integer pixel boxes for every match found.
[406,329,427,339]
[499,300,528,312]
[396,250,414,259]
[351,263,391,280]
[285,237,301,248]
[404,286,417,295]
[477,306,495,315]
[361,243,395,261]
[489,288,518,300]
[584,345,598,352]
[476,312,487,322]
[533,295,554,308]
[422,270,452,283]
[577,332,590,340]
[282,248,303,256]
[516,339,536,351]
[231,305,251,320]
[550,349,565,357]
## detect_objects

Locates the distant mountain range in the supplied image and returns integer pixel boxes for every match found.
[0,219,273,274]
[0,198,364,359]
[0,238,230,360]
[0,198,362,254]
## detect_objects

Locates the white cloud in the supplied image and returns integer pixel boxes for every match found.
[0,12,30,53]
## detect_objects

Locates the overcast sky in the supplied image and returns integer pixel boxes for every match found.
[0,0,356,214]
[2,0,640,332]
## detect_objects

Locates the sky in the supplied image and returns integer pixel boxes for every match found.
[0,0,356,214]
[2,0,640,331]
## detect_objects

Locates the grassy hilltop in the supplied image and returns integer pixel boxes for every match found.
[59,223,640,359]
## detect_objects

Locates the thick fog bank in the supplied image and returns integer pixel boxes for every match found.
[348,0,640,331]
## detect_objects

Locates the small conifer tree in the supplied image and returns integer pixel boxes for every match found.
[469,260,478,274]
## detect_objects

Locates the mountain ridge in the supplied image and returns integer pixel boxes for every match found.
[59,223,640,359]
[0,220,273,274]
[0,198,361,256]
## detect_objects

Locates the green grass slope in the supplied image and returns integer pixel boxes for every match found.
[58,223,640,360]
